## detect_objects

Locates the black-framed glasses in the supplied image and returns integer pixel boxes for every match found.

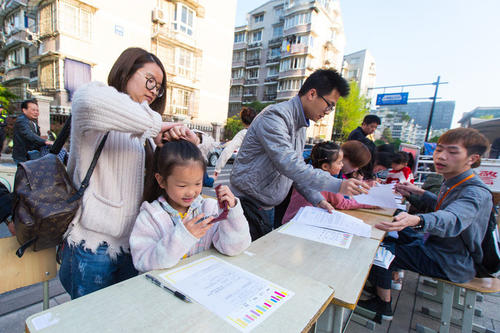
[137,71,164,98]
[319,95,335,111]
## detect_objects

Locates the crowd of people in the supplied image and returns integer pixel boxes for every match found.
[0,47,496,323]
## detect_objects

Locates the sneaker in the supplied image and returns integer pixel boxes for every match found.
[357,296,393,321]
[391,280,402,290]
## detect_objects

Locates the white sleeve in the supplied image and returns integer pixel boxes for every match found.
[214,129,246,173]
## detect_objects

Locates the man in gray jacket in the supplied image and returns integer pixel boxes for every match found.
[230,69,370,227]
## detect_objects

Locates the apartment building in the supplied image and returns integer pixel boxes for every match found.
[342,49,376,97]
[0,0,235,137]
[372,108,426,146]
[229,0,346,140]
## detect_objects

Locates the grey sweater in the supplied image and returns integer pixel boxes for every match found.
[419,169,492,283]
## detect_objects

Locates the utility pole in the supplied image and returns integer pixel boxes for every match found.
[424,76,441,142]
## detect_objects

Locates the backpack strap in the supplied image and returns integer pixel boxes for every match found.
[67,132,109,203]
[49,116,71,155]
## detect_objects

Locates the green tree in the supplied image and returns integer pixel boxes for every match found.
[429,136,440,143]
[224,115,244,140]
[382,127,393,142]
[244,100,273,112]
[0,84,17,112]
[332,81,369,142]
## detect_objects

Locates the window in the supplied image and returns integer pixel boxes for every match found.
[269,47,280,58]
[231,68,244,79]
[39,4,55,35]
[234,31,246,43]
[278,79,302,91]
[157,44,175,74]
[172,88,191,115]
[251,30,262,42]
[274,7,284,18]
[284,11,311,29]
[280,56,305,71]
[254,14,264,23]
[247,50,260,60]
[268,65,279,76]
[4,11,21,33]
[59,2,92,39]
[176,48,194,79]
[40,61,58,90]
[272,25,283,37]
[244,86,256,95]
[232,50,245,62]
[174,4,194,36]
[230,86,242,97]
[247,68,259,79]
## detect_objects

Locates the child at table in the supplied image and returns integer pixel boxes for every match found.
[385,152,414,184]
[129,140,251,271]
[282,142,376,224]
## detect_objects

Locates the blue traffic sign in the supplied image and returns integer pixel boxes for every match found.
[376,92,409,105]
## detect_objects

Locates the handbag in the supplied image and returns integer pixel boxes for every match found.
[13,116,109,257]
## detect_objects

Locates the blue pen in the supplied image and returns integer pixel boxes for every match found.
[145,274,192,303]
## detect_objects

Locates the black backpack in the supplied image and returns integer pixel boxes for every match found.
[475,206,500,277]
[0,181,12,223]
[239,196,272,241]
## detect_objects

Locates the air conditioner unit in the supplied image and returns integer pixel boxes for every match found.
[152,8,165,24]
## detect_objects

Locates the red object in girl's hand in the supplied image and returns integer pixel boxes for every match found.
[211,185,229,223]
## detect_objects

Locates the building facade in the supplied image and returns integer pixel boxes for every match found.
[372,107,426,147]
[341,49,376,97]
[229,0,346,140]
[0,0,235,138]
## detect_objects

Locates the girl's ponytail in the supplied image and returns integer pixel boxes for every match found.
[143,142,164,203]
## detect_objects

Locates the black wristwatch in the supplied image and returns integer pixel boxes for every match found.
[412,214,425,230]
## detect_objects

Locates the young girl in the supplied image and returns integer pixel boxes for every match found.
[385,152,415,184]
[129,140,251,271]
[282,142,376,224]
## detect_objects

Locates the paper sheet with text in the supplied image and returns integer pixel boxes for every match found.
[159,256,294,332]
[292,206,371,238]
[353,183,399,209]
[279,219,353,248]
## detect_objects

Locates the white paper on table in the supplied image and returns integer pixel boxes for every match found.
[279,220,353,249]
[353,183,399,209]
[373,247,395,269]
[292,206,371,238]
[159,256,294,332]
[31,312,60,331]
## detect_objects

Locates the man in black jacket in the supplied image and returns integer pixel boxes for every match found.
[12,99,52,164]
[347,114,381,180]
[0,104,7,157]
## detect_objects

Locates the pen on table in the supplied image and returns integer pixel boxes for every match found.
[145,274,192,303]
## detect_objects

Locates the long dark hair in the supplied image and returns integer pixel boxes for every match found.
[309,141,341,169]
[143,140,206,203]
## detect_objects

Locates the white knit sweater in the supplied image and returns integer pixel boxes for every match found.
[65,82,162,257]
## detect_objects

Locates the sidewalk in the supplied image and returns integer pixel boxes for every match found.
[0,267,498,333]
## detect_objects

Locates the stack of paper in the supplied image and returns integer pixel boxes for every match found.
[278,206,373,249]
[373,246,395,269]
[353,183,400,209]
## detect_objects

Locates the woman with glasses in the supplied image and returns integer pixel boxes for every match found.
[59,47,199,299]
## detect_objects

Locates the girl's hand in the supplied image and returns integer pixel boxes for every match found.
[183,214,214,239]
[216,185,236,208]
[212,172,218,181]
[317,200,334,213]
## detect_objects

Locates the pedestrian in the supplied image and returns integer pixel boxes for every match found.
[0,104,7,156]
[58,47,199,299]
[213,106,257,181]
[130,140,251,271]
[230,69,370,230]
[12,100,53,164]
[347,114,381,181]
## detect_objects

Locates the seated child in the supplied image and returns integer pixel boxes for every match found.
[130,140,251,271]
[339,140,372,178]
[385,152,414,184]
[282,142,376,224]
[357,128,492,321]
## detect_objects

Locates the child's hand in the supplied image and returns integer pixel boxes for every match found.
[184,214,214,239]
[215,185,236,208]
[317,200,334,213]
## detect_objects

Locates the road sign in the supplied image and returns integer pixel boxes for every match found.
[376,92,409,105]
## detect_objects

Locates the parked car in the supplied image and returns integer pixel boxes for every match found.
[207,145,223,167]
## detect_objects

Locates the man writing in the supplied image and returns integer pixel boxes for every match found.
[230,69,370,228]
[357,128,492,320]
[12,99,53,164]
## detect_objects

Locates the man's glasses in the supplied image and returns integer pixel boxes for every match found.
[137,71,164,98]
[319,95,335,111]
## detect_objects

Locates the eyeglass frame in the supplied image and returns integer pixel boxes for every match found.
[136,70,165,98]
[318,94,335,112]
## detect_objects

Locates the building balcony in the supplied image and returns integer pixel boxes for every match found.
[266,57,280,64]
[229,95,243,103]
[264,76,278,83]
[3,65,31,81]
[268,37,283,46]
[152,25,198,50]
[233,42,247,51]
[232,60,245,68]
[281,43,309,57]
[247,41,263,50]
[277,90,296,101]
[245,78,259,85]
[279,68,307,79]
[242,95,256,103]
[246,58,261,67]
[231,77,245,85]
[283,23,312,36]
[264,93,277,101]
[2,28,33,49]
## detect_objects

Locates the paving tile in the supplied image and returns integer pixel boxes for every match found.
[0,299,58,333]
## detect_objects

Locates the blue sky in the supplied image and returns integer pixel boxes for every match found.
[235,0,500,126]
